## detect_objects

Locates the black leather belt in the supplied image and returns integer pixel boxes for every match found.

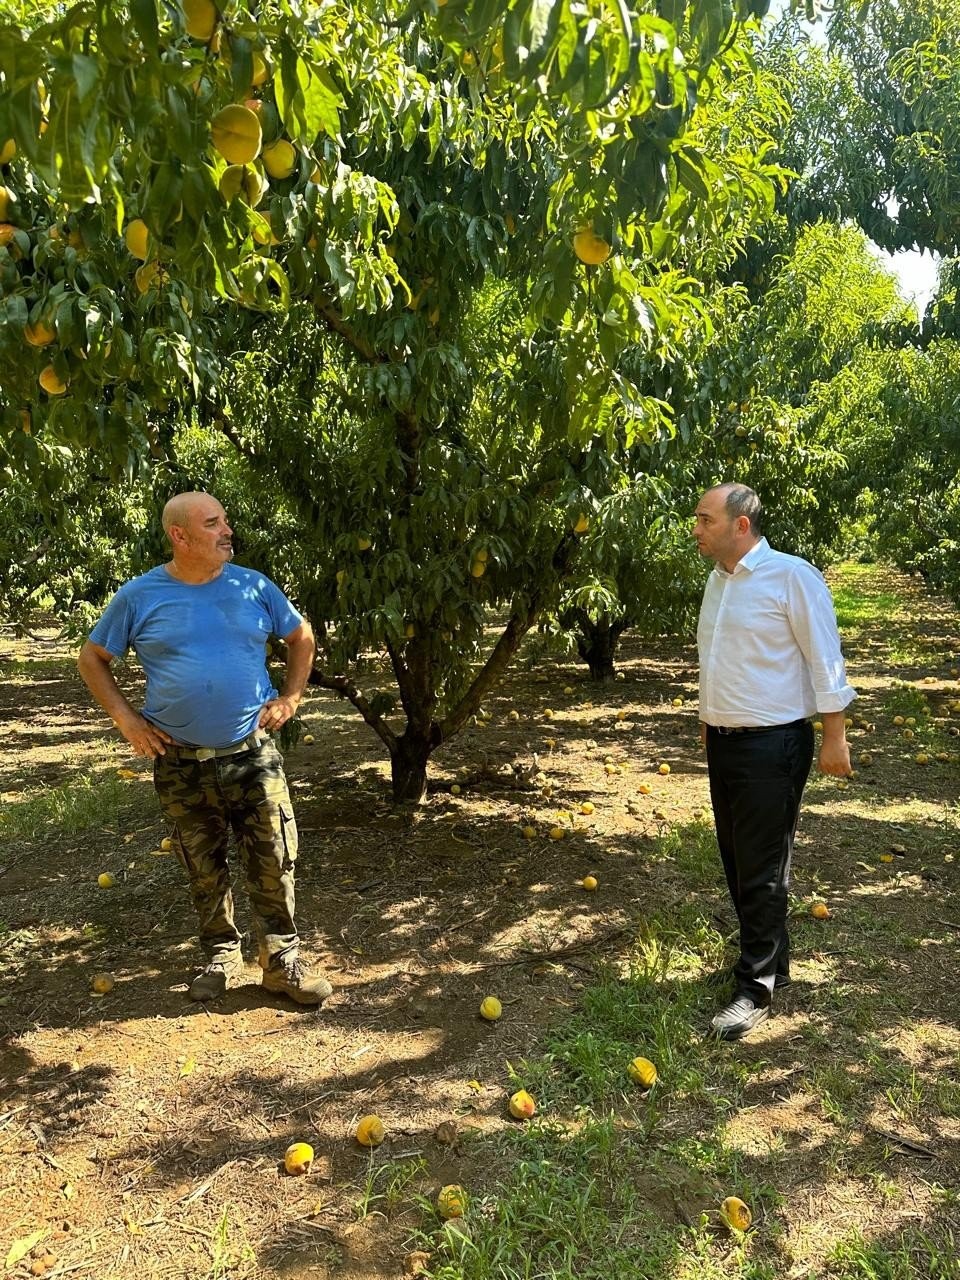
[167,731,269,762]
[711,719,808,736]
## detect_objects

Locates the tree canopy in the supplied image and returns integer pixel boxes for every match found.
[1,0,805,798]
[9,0,950,800]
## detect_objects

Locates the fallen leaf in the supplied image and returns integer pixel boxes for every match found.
[6,1231,46,1268]
[177,1058,196,1079]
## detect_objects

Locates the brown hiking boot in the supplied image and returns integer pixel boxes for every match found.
[261,956,333,1006]
[188,951,245,1001]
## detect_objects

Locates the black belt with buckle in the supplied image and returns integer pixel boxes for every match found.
[712,719,809,736]
[168,731,269,762]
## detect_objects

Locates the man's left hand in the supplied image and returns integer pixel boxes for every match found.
[818,740,852,777]
[258,694,299,732]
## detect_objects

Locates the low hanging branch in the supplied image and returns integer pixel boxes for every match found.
[306,666,398,752]
[313,297,386,366]
[439,532,580,741]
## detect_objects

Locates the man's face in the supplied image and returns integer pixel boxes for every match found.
[692,489,738,563]
[178,497,234,564]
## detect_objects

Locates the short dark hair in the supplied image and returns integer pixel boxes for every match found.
[708,483,763,535]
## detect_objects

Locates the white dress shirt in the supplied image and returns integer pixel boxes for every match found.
[697,538,856,728]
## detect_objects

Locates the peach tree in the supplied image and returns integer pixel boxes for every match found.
[1,0,789,798]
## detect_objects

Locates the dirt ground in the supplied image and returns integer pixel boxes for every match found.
[2,564,960,1279]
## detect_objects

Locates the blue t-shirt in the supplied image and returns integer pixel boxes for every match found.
[89,563,303,748]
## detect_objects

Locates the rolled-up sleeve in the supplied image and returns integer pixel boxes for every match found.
[785,565,856,713]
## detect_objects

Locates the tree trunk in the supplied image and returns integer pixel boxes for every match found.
[575,613,626,683]
[389,728,434,804]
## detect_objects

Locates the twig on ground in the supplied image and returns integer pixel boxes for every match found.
[475,924,631,969]
[175,1158,237,1206]
[869,1127,935,1158]
[274,1090,338,1119]
[443,908,493,934]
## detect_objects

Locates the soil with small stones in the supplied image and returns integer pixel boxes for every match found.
[3,564,960,1279]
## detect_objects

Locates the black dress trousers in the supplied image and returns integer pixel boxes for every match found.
[706,721,815,1004]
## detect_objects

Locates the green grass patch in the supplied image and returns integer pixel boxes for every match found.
[882,681,935,720]
[0,769,150,840]
[417,824,792,1278]
[422,1120,783,1280]
[0,655,73,677]
[827,1228,960,1279]
[829,565,937,664]
[515,922,732,1116]
[356,1156,427,1221]
[659,819,719,882]
[831,583,903,633]
[411,804,960,1278]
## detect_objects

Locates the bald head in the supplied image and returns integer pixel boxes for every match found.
[161,492,234,580]
[162,492,212,539]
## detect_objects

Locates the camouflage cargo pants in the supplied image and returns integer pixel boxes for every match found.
[154,738,299,967]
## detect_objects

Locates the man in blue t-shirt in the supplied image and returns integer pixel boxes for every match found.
[78,491,332,1007]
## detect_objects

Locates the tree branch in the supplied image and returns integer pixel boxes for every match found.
[384,636,421,728]
[21,537,52,568]
[307,666,398,753]
[214,413,256,465]
[439,608,536,742]
[313,298,385,364]
[439,532,580,740]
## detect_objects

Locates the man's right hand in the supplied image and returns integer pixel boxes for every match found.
[115,712,174,758]
[817,710,853,777]
[78,641,175,759]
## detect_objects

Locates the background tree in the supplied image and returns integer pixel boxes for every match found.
[748,2,960,603]
[555,215,912,682]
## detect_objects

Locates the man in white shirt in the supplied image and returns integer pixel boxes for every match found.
[693,483,854,1041]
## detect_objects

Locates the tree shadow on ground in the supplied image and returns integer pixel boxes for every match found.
[4,578,960,1275]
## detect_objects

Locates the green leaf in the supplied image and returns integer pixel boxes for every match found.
[228,35,254,101]
[6,1231,46,1269]
[71,54,100,104]
[521,0,562,72]
[298,60,342,141]
[129,0,159,55]
[674,146,712,201]
[141,160,184,234]
[275,40,300,138]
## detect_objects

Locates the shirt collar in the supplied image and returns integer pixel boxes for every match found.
[714,537,770,578]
